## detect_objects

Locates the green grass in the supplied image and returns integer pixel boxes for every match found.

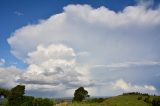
[62,94,155,106]
[104,95,152,106]
[69,102,107,106]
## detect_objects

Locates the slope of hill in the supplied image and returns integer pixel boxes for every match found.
[56,93,157,106]
[104,95,151,106]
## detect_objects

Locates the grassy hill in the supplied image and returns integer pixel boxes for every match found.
[56,93,157,106]
[103,95,151,106]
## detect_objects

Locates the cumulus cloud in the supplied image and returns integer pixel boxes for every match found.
[5,3,160,96]
[15,44,94,96]
[0,66,21,88]
[112,79,156,94]
[26,44,76,64]
[0,44,93,97]
[8,4,160,62]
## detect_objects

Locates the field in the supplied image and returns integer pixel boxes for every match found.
[55,94,155,106]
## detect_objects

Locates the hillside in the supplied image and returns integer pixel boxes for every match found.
[56,93,157,106]
[1,85,159,106]
[104,94,151,106]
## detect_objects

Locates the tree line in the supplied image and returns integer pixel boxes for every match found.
[0,85,53,106]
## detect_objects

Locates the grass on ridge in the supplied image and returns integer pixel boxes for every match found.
[56,94,155,106]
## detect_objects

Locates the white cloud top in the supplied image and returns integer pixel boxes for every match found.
[8,4,160,61]
[26,44,76,64]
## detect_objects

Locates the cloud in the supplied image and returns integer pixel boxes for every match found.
[14,11,24,16]
[16,44,94,96]
[77,51,90,57]
[8,4,160,61]
[92,61,160,69]
[112,79,156,94]
[0,58,5,66]
[0,66,21,88]
[6,4,160,96]
[0,44,94,97]
[26,44,76,64]
[136,0,154,7]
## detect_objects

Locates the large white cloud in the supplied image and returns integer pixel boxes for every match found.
[5,3,160,96]
[15,44,94,96]
[8,4,160,63]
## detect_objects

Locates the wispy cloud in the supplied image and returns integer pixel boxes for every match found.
[92,61,160,69]
[14,11,24,16]
[0,58,5,66]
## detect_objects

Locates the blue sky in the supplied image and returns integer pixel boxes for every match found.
[0,0,160,97]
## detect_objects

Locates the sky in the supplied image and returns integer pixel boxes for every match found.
[0,0,160,97]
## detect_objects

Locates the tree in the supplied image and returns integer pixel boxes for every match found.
[8,85,25,106]
[0,88,10,98]
[0,85,54,106]
[73,87,89,102]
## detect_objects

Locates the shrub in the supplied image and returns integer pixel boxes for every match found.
[32,98,53,106]
[20,96,35,106]
[152,97,160,106]
[3,99,9,106]
[123,92,149,96]
[20,101,33,106]
[137,96,142,100]
[144,96,150,103]
[20,97,53,106]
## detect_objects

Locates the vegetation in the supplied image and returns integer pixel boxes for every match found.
[55,93,160,106]
[21,97,53,106]
[87,98,106,103]
[0,85,54,106]
[138,96,142,100]
[0,88,10,98]
[1,85,160,106]
[8,85,25,106]
[73,87,89,102]
[123,92,149,96]
[152,97,160,106]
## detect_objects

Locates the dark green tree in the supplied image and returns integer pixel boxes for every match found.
[73,87,89,102]
[8,85,25,106]
[0,88,10,98]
